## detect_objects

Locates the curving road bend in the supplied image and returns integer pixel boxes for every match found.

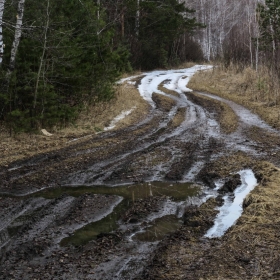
[1,65,280,279]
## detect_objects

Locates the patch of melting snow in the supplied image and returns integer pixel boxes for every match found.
[68,134,94,143]
[8,166,21,171]
[104,107,136,131]
[186,181,223,208]
[205,169,258,238]
[183,161,206,182]
[121,65,212,107]
[196,92,278,133]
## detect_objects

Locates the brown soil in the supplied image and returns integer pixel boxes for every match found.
[152,92,176,111]
[187,91,238,134]
[2,65,280,280]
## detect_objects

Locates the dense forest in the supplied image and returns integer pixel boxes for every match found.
[0,0,279,132]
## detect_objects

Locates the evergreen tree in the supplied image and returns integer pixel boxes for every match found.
[258,0,280,68]
[0,0,130,131]
[135,0,202,69]
[0,0,203,132]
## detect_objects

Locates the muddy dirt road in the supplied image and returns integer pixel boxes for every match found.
[1,65,280,279]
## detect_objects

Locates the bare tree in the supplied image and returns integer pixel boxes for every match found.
[184,0,260,61]
[33,0,50,110]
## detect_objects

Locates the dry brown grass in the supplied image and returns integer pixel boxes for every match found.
[65,80,149,133]
[0,80,149,167]
[188,64,280,129]
[176,61,197,69]
[152,92,176,111]
[158,82,180,98]
[202,156,280,279]
[170,108,186,128]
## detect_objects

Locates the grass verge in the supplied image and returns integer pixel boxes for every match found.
[188,64,280,129]
[0,79,149,167]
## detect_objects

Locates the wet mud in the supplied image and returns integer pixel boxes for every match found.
[1,66,280,279]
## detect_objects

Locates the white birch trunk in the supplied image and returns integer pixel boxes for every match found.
[246,3,253,68]
[255,5,259,71]
[184,0,259,60]
[0,0,5,66]
[6,0,25,78]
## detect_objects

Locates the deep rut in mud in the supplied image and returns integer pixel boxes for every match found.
[1,66,280,279]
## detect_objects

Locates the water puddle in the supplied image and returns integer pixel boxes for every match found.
[134,215,182,242]
[36,182,199,246]
[205,169,257,238]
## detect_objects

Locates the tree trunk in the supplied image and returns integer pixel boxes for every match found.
[135,0,140,37]
[34,0,50,110]
[97,0,100,20]
[0,0,5,66]
[6,0,25,80]
[121,7,124,38]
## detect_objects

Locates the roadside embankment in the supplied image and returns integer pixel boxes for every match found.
[188,65,280,129]
[0,79,149,167]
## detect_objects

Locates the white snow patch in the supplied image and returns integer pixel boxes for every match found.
[205,169,258,238]
[104,107,136,131]
[140,65,213,106]
[119,65,212,107]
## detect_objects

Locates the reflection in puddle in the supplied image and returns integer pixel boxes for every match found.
[38,181,198,201]
[35,182,199,246]
[134,215,182,242]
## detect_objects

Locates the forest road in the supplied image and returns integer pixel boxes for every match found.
[1,65,280,279]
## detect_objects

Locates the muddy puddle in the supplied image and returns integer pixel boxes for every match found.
[134,215,182,242]
[27,182,199,246]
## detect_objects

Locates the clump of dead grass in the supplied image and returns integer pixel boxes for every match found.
[170,108,186,128]
[176,61,197,69]
[158,82,180,98]
[189,64,280,129]
[63,81,149,134]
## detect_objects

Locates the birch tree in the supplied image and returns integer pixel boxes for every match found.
[6,0,25,83]
[184,0,260,61]
[258,0,280,68]
[0,0,5,66]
